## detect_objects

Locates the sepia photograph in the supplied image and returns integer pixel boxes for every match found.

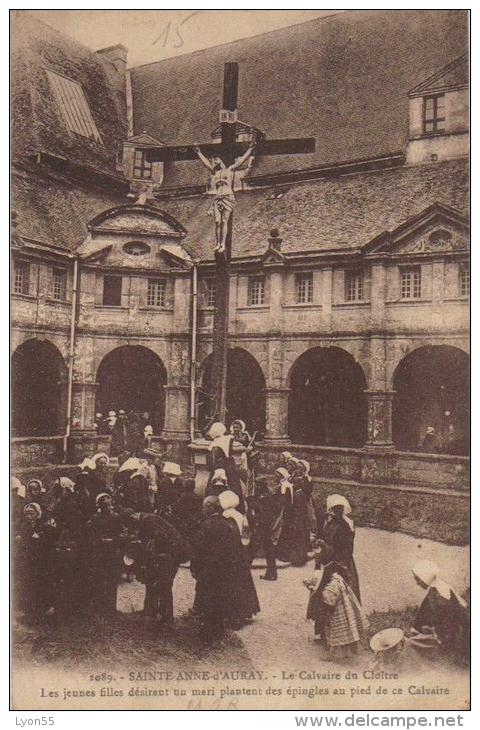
[10,8,470,712]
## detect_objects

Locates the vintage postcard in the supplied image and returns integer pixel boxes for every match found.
[11,9,470,711]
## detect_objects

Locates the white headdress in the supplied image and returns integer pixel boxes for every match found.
[412,560,467,608]
[162,461,182,477]
[326,494,354,531]
[218,490,245,537]
[212,468,227,484]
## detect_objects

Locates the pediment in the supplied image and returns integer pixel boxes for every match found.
[393,223,468,255]
[364,203,469,257]
[79,238,191,270]
[262,246,285,266]
[88,205,186,238]
[409,54,468,96]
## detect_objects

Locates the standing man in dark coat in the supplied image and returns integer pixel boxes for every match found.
[248,477,284,581]
[133,512,191,627]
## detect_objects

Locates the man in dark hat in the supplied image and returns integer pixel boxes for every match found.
[130,511,191,627]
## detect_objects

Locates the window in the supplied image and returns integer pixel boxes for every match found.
[401,267,422,299]
[147,278,166,307]
[345,270,364,302]
[133,149,153,179]
[423,94,446,134]
[206,279,216,308]
[46,69,102,143]
[52,268,67,301]
[14,261,30,295]
[123,241,150,256]
[248,276,265,306]
[459,265,470,297]
[295,273,313,304]
[102,275,122,306]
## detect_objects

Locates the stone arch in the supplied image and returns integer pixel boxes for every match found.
[392,345,469,455]
[197,347,266,434]
[387,338,469,390]
[95,345,167,433]
[12,338,68,436]
[288,346,368,446]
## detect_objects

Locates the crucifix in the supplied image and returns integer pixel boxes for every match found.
[140,62,315,429]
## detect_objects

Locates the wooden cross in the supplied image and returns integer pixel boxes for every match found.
[138,62,315,431]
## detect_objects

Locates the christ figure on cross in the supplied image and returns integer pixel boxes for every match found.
[193,140,257,253]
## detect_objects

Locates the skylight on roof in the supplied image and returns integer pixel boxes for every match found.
[46,69,102,144]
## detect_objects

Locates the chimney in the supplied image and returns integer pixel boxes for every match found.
[96,44,128,75]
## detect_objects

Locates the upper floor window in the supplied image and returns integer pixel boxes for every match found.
[14,260,30,295]
[248,275,265,306]
[46,69,102,143]
[147,278,166,308]
[423,94,446,134]
[459,264,470,297]
[345,270,364,302]
[295,272,313,304]
[103,275,122,306]
[133,149,153,180]
[52,268,67,301]
[401,267,422,300]
[206,279,216,308]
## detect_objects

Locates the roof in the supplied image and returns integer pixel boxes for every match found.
[409,53,468,96]
[155,158,469,261]
[130,9,468,188]
[11,11,127,177]
[12,167,126,250]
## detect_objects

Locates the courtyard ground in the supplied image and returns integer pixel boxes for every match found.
[13,526,469,710]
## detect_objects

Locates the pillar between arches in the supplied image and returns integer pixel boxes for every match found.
[163,384,190,440]
[364,389,396,449]
[264,386,291,445]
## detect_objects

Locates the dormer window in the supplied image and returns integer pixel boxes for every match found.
[423,94,446,135]
[46,69,102,143]
[133,149,153,179]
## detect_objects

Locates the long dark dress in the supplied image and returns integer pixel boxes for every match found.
[276,486,311,566]
[222,516,260,623]
[191,513,260,641]
[322,515,360,601]
[14,518,57,621]
[414,586,468,659]
[88,510,126,615]
[51,493,89,618]
[206,441,244,512]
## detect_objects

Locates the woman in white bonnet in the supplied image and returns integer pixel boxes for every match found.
[206,422,244,512]
[217,490,260,628]
[321,493,361,601]
[410,559,468,660]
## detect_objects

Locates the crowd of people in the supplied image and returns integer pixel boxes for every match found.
[94,409,154,456]
[11,419,469,663]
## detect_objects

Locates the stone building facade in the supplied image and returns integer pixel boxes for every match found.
[12,11,469,495]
